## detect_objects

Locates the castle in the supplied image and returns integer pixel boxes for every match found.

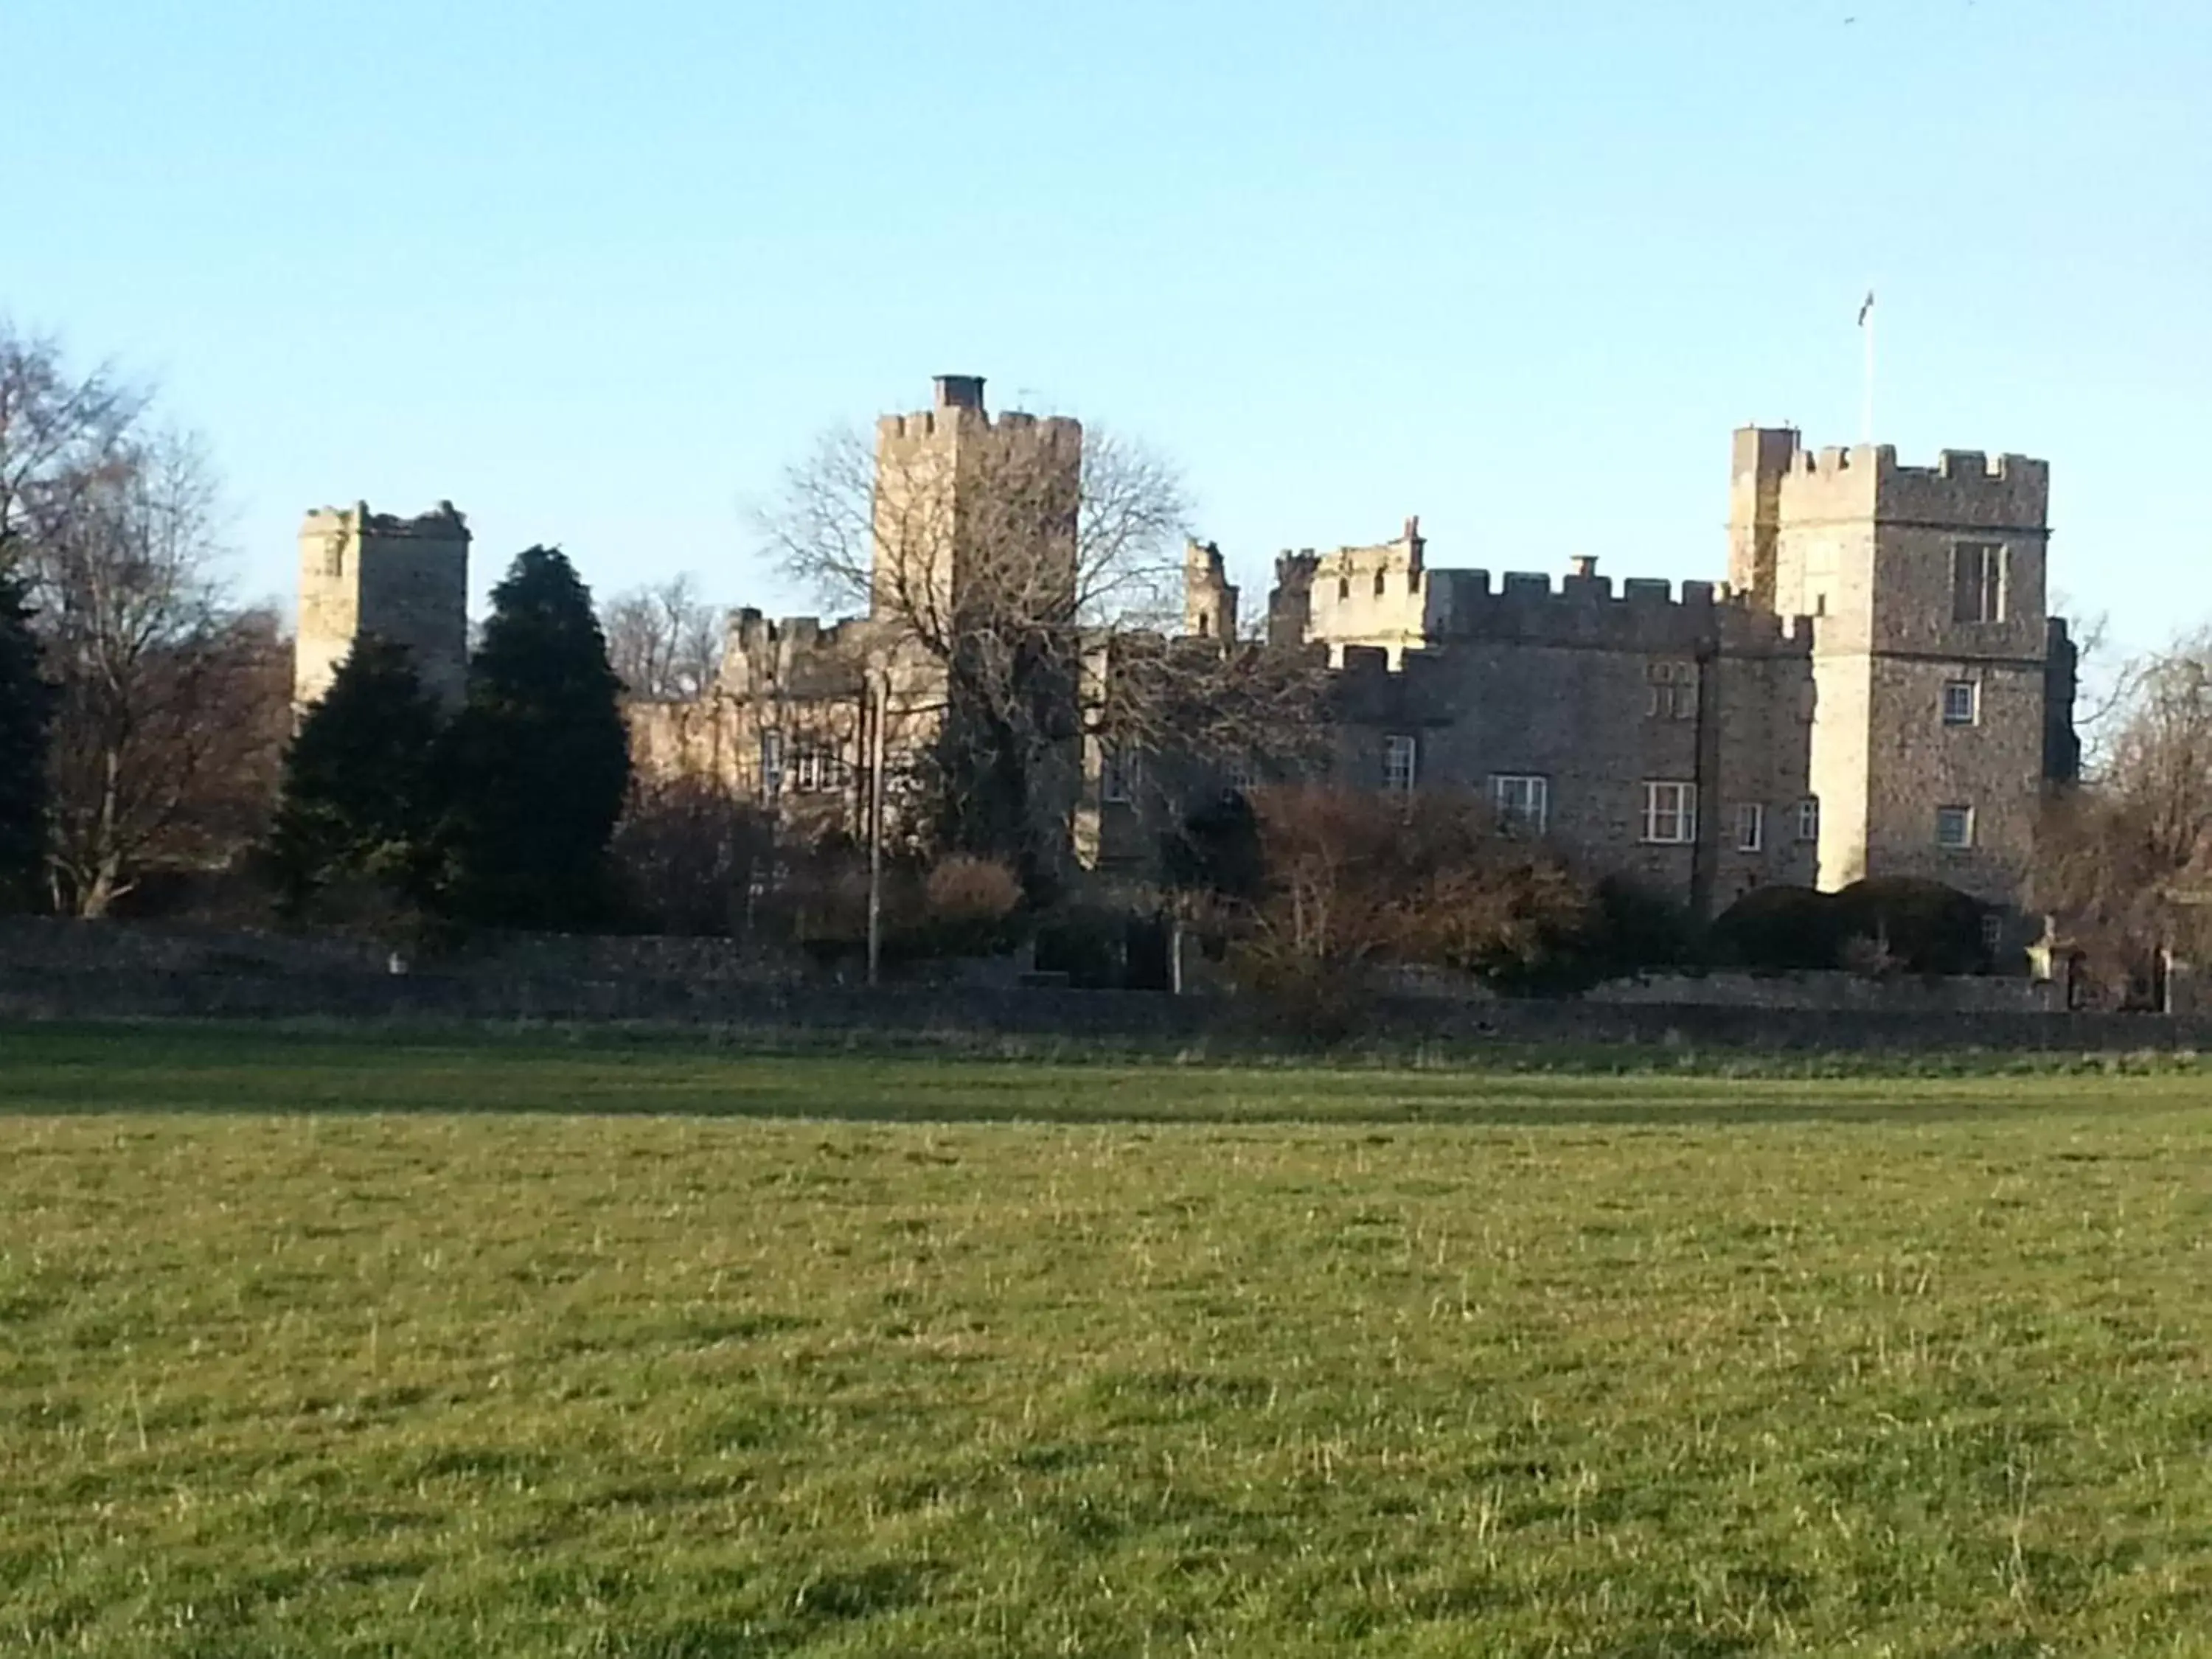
[294,375,2078,920]
[293,501,472,711]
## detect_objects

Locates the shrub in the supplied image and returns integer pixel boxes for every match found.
[1034,903,1131,988]
[1709,885,1842,972]
[908,855,1025,959]
[1710,878,1992,975]
[611,778,772,937]
[1830,877,1992,975]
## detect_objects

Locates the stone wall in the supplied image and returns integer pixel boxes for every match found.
[294,502,471,712]
[0,919,2196,1054]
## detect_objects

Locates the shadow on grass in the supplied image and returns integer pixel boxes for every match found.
[1,1019,2197,1130]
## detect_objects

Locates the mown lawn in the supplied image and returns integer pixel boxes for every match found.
[2,1023,2211,1655]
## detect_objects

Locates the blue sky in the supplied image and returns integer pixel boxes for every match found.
[6,0,2206,667]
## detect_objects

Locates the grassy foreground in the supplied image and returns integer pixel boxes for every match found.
[2,1026,2211,1655]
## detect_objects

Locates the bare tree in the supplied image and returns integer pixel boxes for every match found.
[0,321,143,567]
[602,573,725,701]
[26,433,282,915]
[2034,628,2212,999]
[759,408,1327,881]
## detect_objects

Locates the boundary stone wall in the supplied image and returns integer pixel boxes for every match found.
[0,919,2199,1054]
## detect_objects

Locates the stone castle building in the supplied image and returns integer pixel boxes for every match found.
[1163,431,2073,917]
[627,375,1091,864]
[293,501,472,711]
[296,376,2076,921]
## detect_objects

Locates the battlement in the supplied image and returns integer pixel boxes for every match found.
[1736,428,2051,531]
[1419,567,1815,655]
[718,608,882,700]
[301,500,470,543]
[1784,444,2042,486]
[875,409,1083,444]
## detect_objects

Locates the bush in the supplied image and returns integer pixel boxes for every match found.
[1490,875,1697,995]
[1709,886,1842,972]
[1830,877,1992,975]
[1034,903,1131,988]
[906,855,1025,959]
[1711,878,1992,975]
[611,778,771,937]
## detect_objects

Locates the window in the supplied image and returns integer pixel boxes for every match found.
[1979,913,2005,952]
[790,745,846,793]
[1489,774,1549,836]
[1646,660,1697,720]
[1382,734,1418,795]
[1223,754,1259,792]
[1735,802,1764,853]
[1936,804,1975,849]
[759,731,784,797]
[1796,796,1820,844]
[1373,569,1387,597]
[1338,576,1351,601]
[1102,745,1141,804]
[1641,781,1697,844]
[1952,541,2007,623]
[1942,679,1979,726]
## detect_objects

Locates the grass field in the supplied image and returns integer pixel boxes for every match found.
[3,1023,2211,1655]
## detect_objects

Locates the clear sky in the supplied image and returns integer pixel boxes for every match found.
[6,0,2206,667]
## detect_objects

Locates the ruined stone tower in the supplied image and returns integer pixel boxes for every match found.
[293,501,471,712]
[1183,540,1238,640]
[1728,431,2054,901]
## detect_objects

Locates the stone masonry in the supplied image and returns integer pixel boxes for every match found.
[294,501,471,712]
[581,386,2073,919]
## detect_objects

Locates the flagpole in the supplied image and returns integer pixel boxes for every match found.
[1860,290,1876,446]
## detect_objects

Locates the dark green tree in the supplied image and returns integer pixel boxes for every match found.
[264,635,445,920]
[0,571,53,908]
[439,546,630,929]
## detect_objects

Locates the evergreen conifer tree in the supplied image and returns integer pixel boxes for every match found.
[0,571,53,909]
[439,546,630,928]
[265,635,445,918]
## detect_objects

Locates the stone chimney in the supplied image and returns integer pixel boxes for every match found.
[933,375,986,411]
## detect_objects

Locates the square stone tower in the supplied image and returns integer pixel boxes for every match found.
[294,501,471,712]
[1729,431,2052,903]
[871,375,1082,633]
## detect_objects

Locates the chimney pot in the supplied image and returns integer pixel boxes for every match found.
[933,374,986,411]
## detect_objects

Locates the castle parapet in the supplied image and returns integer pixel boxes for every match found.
[1422,568,1810,655]
[718,609,869,699]
[1773,440,2050,532]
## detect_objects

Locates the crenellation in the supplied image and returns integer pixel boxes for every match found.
[293,498,470,712]
[617,394,2067,922]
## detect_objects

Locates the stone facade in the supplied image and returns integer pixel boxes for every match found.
[294,501,471,711]
[628,377,1085,863]
[1315,576,1819,917]
[574,386,2067,919]
[1727,432,2055,900]
[1189,426,2067,914]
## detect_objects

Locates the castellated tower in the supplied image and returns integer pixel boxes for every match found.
[1729,431,2054,904]
[871,375,1082,630]
[294,501,471,713]
[1183,540,1239,640]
